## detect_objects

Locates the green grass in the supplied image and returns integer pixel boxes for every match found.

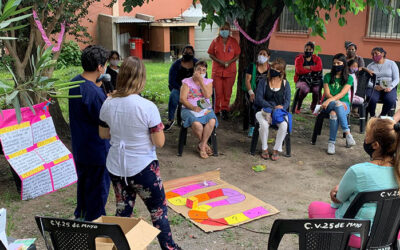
[0,63,300,119]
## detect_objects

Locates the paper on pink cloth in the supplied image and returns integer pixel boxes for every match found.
[0,102,77,200]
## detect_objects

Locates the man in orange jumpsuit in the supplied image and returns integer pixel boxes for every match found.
[208,22,241,120]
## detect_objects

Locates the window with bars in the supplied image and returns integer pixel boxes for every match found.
[368,0,400,39]
[279,6,308,34]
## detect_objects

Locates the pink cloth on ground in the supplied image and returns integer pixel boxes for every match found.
[308,201,361,248]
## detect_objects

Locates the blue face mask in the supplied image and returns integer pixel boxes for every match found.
[220,30,229,38]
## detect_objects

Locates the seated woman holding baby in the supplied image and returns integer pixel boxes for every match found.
[180,60,218,159]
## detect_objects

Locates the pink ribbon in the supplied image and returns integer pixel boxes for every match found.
[233,18,279,45]
[33,10,65,52]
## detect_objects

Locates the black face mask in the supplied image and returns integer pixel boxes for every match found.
[182,54,193,61]
[332,65,344,72]
[363,141,375,158]
[304,51,313,58]
[270,69,281,78]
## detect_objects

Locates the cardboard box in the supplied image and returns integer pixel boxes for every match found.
[93,216,160,250]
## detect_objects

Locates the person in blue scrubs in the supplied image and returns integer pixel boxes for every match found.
[69,45,110,221]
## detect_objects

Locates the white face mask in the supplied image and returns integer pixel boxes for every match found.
[201,73,206,78]
[257,55,268,64]
[110,60,119,67]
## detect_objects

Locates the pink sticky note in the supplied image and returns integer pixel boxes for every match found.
[243,206,270,219]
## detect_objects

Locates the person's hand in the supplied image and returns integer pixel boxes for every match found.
[304,66,311,70]
[275,105,283,109]
[249,93,255,102]
[193,106,202,112]
[375,85,383,91]
[224,62,230,68]
[321,98,333,109]
[192,72,202,85]
[330,185,341,204]
[384,87,392,92]
[366,69,374,76]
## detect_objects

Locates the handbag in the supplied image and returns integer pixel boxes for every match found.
[299,71,323,87]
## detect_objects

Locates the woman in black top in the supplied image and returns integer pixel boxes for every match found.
[244,48,270,137]
[105,50,120,92]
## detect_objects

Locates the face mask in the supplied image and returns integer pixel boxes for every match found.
[332,65,344,72]
[110,60,119,67]
[350,67,358,74]
[347,51,356,58]
[270,69,281,78]
[201,73,206,78]
[304,51,313,58]
[220,30,229,38]
[373,55,382,63]
[182,54,194,61]
[363,141,375,158]
[257,55,268,64]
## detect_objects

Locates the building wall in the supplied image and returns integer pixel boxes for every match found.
[269,9,400,64]
[118,0,193,19]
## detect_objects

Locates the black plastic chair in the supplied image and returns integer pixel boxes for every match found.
[343,188,400,250]
[351,70,370,134]
[0,240,6,250]
[250,111,291,157]
[35,216,130,250]
[268,218,370,250]
[291,71,323,114]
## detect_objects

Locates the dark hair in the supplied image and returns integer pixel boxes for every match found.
[194,60,207,69]
[304,41,315,50]
[258,48,271,56]
[371,47,387,58]
[347,59,357,67]
[345,41,357,50]
[330,53,349,85]
[81,45,109,72]
[108,50,120,60]
[182,45,195,55]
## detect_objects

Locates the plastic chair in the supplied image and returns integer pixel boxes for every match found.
[0,240,6,250]
[250,110,291,157]
[343,188,400,250]
[268,218,370,250]
[35,216,130,250]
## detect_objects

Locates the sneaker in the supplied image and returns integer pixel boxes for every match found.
[221,110,229,120]
[346,133,356,147]
[327,142,335,155]
[247,126,255,137]
[163,120,175,131]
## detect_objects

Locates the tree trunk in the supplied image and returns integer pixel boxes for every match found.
[49,98,71,139]
[233,0,285,116]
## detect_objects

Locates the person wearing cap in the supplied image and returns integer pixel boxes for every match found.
[208,22,241,120]
[366,47,399,117]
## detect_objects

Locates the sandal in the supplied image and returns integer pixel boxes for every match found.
[271,152,279,161]
[260,151,270,160]
[197,145,209,159]
[205,144,213,156]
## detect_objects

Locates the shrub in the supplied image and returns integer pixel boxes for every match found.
[57,41,82,69]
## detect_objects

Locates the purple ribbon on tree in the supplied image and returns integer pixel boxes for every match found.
[233,18,279,45]
[33,10,66,52]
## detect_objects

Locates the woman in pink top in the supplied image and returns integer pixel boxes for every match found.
[180,61,218,159]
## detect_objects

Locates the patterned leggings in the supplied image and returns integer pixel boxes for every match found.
[109,161,178,250]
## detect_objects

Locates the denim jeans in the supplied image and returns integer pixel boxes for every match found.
[366,87,397,117]
[167,88,180,121]
[322,101,350,143]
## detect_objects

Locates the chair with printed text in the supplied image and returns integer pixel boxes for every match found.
[35,216,130,250]
[268,218,370,250]
[343,188,400,250]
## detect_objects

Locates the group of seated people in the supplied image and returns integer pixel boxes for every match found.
[164,41,399,159]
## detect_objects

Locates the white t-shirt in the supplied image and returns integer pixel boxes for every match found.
[99,94,161,177]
